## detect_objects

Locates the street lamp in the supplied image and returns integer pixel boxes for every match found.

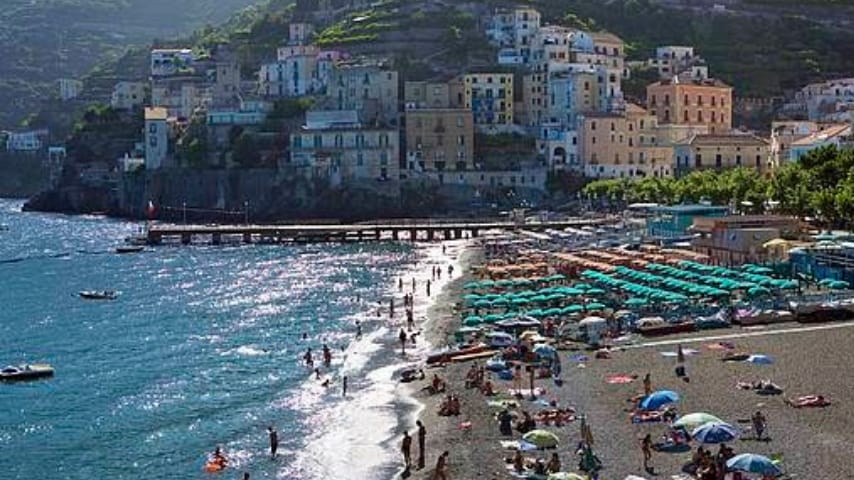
[244,201,249,225]
[182,201,187,224]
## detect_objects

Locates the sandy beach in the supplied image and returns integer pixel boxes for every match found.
[402,243,854,480]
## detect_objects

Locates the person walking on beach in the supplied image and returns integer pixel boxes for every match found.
[401,430,412,470]
[643,372,652,396]
[416,420,426,469]
[267,426,278,459]
[432,451,449,480]
[355,320,362,339]
[528,365,537,400]
[390,298,395,318]
[399,328,408,355]
[752,410,767,440]
[322,344,332,367]
[426,279,431,297]
[406,309,414,331]
[442,244,446,255]
[412,278,416,292]
[642,433,653,472]
[399,278,403,291]
[303,348,314,368]
[512,365,523,396]
[342,375,348,397]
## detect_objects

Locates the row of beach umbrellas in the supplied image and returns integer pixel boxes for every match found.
[463,274,567,290]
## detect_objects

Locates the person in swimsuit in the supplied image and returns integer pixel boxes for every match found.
[267,426,278,459]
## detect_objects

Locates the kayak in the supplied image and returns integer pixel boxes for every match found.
[79,290,118,300]
[204,461,226,473]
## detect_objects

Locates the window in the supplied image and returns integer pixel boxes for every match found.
[712,111,717,123]
[334,134,343,147]
[683,110,689,122]
[380,134,389,147]
[456,116,464,127]
[697,111,703,122]
[380,152,388,166]
[628,123,634,132]
[592,137,596,144]
[715,154,722,168]
[664,94,670,106]
[629,138,633,147]
[591,121,597,131]
[736,154,742,165]
[610,122,615,131]
[684,94,689,105]
[356,152,364,166]
[615,153,620,164]
[697,95,703,106]
[458,135,465,146]
[695,154,702,168]
[356,134,365,147]
[313,135,322,148]
[756,155,761,168]
[711,96,717,107]
[664,109,670,122]
[293,136,302,148]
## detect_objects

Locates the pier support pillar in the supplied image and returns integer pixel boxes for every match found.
[212,233,221,245]
[455,229,463,239]
[427,230,435,241]
[410,229,417,241]
[444,229,451,240]
[243,233,252,244]
[471,229,479,238]
[181,233,191,245]
[392,230,399,241]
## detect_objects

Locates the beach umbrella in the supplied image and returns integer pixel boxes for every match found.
[830,280,850,290]
[512,297,531,306]
[543,307,564,317]
[480,280,496,288]
[526,309,546,318]
[625,298,648,307]
[463,293,481,301]
[530,295,550,303]
[673,413,723,430]
[497,279,514,287]
[562,305,585,314]
[522,429,560,449]
[473,299,492,308]
[692,421,739,444]
[491,297,510,307]
[585,303,606,311]
[456,326,482,334]
[726,453,782,477]
[639,390,680,410]
[484,313,504,323]
[514,279,534,286]
[487,331,515,347]
[463,282,480,290]
[746,354,774,365]
[578,316,606,327]
[574,283,593,290]
[586,288,607,296]
[547,473,586,480]
[548,274,567,282]
[463,315,483,326]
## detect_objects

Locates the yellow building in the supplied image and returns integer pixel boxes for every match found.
[405,109,474,172]
[674,134,771,175]
[646,75,732,134]
[463,73,514,131]
[580,104,674,178]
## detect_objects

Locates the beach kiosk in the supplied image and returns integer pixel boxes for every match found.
[646,204,730,243]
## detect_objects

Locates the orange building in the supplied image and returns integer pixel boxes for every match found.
[646,75,732,134]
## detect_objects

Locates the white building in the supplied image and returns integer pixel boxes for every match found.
[111,81,147,110]
[788,124,852,162]
[648,46,706,80]
[150,49,195,77]
[327,61,400,126]
[260,54,319,97]
[144,107,169,169]
[795,78,854,122]
[58,78,83,101]
[5,129,48,152]
[486,7,541,65]
[289,110,400,183]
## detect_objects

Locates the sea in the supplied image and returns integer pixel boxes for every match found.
[0,199,463,479]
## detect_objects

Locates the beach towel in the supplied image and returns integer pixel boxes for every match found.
[570,354,589,362]
[500,440,521,450]
[488,399,520,409]
[606,374,635,384]
[705,341,735,351]
[660,349,698,358]
[509,388,547,397]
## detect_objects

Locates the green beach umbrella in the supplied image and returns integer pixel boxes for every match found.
[484,313,504,323]
[574,283,593,290]
[473,299,492,308]
[522,429,560,449]
[496,279,514,287]
[479,280,496,288]
[586,288,607,296]
[491,297,510,306]
[530,295,549,303]
[514,279,534,286]
[673,412,723,430]
[543,307,564,316]
[585,303,606,311]
[463,315,483,326]
[562,305,584,314]
[512,297,531,306]
[463,282,480,290]
[526,309,546,317]
[625,298,648,307]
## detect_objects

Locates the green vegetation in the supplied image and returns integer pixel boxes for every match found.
[0,0,263,128]
[534,0,854,97]
[583,146,854,228]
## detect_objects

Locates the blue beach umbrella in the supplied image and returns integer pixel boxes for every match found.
[746,354,774,365]
[726,453,782,477]
[639,390,680,410]
[692,421,739,444]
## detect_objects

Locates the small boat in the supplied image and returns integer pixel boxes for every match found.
[426,343,491,365]
[116,245,144,254]
[1,364,54,381]
[636,318,696,336]
[79,290,118,300]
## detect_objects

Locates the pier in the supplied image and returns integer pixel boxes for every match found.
[145,219,612,245]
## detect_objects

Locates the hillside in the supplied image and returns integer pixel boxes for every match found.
[0,0,263,128]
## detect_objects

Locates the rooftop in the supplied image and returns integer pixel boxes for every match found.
[680,133,769,147]
[790,124,851,146]
[144,107,168,121]
[652,204,730,214]
[650,75,730,89]
[588,31,624,45]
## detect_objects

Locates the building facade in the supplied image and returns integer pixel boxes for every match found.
[150,49,195,77]
[404,109,474,173]
[58,78,83,101]
[144,107,169,169]
[486,7,541,65]
[647,76,733,134]
[111,81,147,110]
[674,134,771,175]
[463,73,514,131]
[327,61,400,126]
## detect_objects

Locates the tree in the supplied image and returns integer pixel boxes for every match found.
[232,132,261,167]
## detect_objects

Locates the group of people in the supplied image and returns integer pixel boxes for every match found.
[687,443,736,480]
[438,393,461,416]
[511,450,562,475]
[463,362,495,395]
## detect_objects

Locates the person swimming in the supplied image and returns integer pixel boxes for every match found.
[303,348,314,367]
[322,344,332,367]
[211,446,227,468]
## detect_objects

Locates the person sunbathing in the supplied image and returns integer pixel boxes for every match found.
[515,411,536,434]
[721,352,750,362]
[480,379,496,396]
[512,449,524,473]
[786,395,831,408]
[631,410,663,423]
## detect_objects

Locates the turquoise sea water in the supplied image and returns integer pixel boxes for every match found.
[0,199,425,479]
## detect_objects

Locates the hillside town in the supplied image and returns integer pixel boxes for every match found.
[5,0,854,219]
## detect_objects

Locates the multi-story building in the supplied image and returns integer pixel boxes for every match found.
[151,77,208,119]
[58,78,83,101]
[327,60,400,126]
[673,134,771,175]
[260,54,320,97]
[486,7,541,65]
[404,109,474,173]
[111,81,147,110]
[769,121,819,165]
[691,215,800,265]
[144,107,169,169]
[150,49,195,77]
[569,31,626,110]
[4,129,48,152]
[289,22,315,45]
[289,110,400,181]
[404,80,465,110]
[579,104,674,178]
[794,77,854,121]
[648,46,707,80]
[211,55,241,107]
[463,73,514,131]
[646,75,733,134]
